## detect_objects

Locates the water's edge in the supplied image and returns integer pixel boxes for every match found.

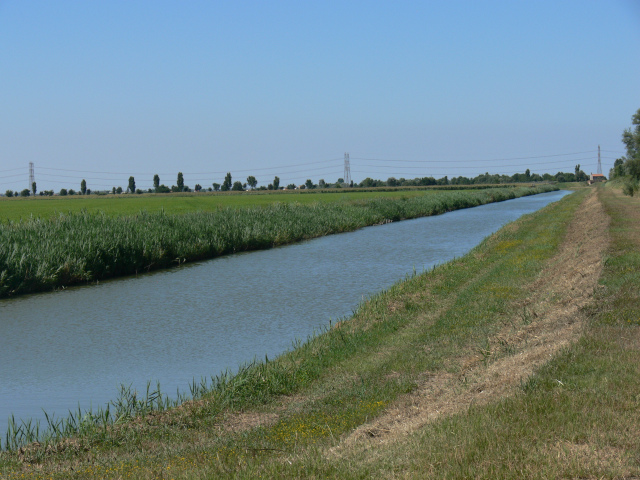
[0,189,571,448]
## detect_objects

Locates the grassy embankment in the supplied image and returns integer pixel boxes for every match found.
[0,185,555,298]
[2,184,637,478]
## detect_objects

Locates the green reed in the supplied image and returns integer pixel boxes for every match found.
[0,185,557,298]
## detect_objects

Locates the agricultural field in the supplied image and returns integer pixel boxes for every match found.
[0,185,556,298]
[1,183,637,479]
[0,188,445,222]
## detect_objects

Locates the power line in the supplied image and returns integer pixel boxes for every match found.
[34,158,343,176]
[350,150,596,164]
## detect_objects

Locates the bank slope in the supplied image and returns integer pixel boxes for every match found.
[0,185,556,298]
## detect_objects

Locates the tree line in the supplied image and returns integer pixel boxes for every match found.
[13,140,640,199]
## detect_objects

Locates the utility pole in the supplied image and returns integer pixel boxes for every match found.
[29,162,34,191]
[597,145,602,175]
[343,152,351,187]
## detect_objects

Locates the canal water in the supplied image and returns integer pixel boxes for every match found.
[0,190,571,442]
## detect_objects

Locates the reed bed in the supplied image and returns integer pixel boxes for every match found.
[0,185,556,298]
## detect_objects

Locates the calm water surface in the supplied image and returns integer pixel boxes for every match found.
[0,190,571,441]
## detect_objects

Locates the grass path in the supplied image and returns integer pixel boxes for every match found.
[2,185,639,479]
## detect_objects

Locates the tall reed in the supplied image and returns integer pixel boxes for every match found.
[0,186,557,298]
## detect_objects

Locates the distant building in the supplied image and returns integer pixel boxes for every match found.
[588,173,606,184]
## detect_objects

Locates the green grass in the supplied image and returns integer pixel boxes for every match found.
[0,188,455,222]
[0,185,556,298]
[345,184,640,479]
[0,185,580,478]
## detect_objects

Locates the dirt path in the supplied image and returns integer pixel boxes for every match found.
[330,189,609,455]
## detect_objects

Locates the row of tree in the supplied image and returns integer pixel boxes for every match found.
[350,166,589,189]
[3,166,592,198]
[16,138,640,198]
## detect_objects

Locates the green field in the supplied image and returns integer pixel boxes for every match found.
[0,189,444,222]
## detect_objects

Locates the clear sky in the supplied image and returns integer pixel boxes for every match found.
[1,1,639,191]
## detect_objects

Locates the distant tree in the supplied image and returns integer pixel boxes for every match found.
[81,179,87,195]
[212,182,221,191]
[177,172,184,192]
[116,186,123,194]
[386,177,399,187]
[68,189,76,195]
[156,184,171,193]
[31,182,37,195]
[128,176,136,193]
[247,175,257,190]
[273,176,280,190]
[5,190,13,197]
[195,184,202,192]
[135,189,143,194]
[153,174,160,190]
[359,177,376,187]
[20,189,30,197]
[286,183,296,190]
[437,176,449,185]
[221,172,232,191]
[86,189,91,195]
[318,179,326,188]
[305,179,315,189]
[574,164,588,182]
[525,169,531,180]
[267,184,273,190]
[611,158,625,179]
[59,188,68,196]
[112,187,116,194]
[231,181,244,191]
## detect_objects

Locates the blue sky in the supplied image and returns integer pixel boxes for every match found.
[1,1,639,191]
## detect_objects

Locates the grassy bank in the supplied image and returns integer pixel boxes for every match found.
[0,185,602,479]
[0,185,556,298]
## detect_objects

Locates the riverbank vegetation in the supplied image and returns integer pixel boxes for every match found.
[2,184,637,479]
[0,185,556,298]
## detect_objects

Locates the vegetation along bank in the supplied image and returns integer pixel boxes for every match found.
[1,183,637,478]
[0,185,556,298]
